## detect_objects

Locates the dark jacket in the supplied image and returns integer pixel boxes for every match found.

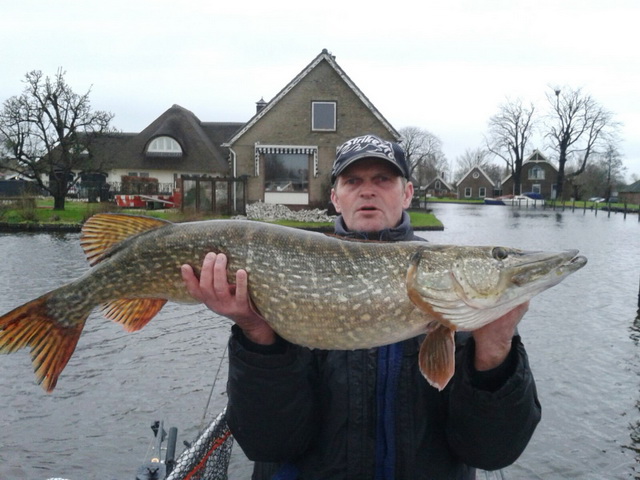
[227,213,541,479]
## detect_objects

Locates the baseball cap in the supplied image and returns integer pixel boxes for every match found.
[331,134,410,184]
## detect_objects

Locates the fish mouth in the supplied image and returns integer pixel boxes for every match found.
[448,249,587,311]
[511,249,587,286]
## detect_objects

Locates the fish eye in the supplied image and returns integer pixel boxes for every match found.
[492,247,508,260]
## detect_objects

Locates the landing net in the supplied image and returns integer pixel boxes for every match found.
[166,407,233,480]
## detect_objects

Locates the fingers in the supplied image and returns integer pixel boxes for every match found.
[235,268,249,305]
[199,251,217,296]
[180,252,273,343]
[212,253,232,298]
[181,252,248,310]
[181,263,202,301]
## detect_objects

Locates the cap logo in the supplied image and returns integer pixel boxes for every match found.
[336,134,395,163]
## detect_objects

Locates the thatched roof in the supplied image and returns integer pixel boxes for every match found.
[93,105,243,174]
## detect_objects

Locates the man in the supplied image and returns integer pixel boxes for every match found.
[181,134,540,479]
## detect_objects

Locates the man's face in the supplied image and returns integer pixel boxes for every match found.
[330,159,413,233]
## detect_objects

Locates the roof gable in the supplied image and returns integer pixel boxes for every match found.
[224,49,400,146]
[425,175,453,191]
[501,149,558,183]
[524,149,550,163]
[457,166,495,185]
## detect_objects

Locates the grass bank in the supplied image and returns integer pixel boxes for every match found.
[0,199,443,231]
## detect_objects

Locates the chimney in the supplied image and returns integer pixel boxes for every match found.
[256,97,267,114]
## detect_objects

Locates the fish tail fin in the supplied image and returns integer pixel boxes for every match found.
[419,324,456,391]
[0,292,87,393]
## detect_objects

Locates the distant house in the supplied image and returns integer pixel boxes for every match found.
[86,49,400,209]
[424,175,454,197]
[501,150,558,198]
[89,105,242,191]
[619,179,640,205]
[456,166,495,199]
[223,49,400,207]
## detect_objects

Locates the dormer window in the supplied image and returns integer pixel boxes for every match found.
[146,136,183,157]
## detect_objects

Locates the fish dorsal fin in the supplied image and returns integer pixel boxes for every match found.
[101,298,168,332]
[81,213,171,266]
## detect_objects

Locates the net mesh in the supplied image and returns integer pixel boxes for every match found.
[166,407,234,480]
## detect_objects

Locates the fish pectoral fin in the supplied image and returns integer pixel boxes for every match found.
[81,213,171,266]
[101,298,168,332]
[419,324,456,391]
[0,292,86,393]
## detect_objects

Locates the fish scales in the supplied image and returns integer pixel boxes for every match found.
[0,213,587,392]
[72,219,428,349]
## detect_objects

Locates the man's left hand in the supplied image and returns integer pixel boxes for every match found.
[472,302,529,371]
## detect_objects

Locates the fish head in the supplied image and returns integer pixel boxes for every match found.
[406,245,587,330]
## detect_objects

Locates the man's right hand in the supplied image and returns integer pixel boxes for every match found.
[181,252,276,345]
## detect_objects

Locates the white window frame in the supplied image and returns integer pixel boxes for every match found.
[311,101,336,131]
[464,187,472,198]
[528,166,545,180]
[147,136,183,156]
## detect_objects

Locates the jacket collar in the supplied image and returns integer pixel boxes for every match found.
[334,211,415,241]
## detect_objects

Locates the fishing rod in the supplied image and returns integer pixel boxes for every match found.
[135,420,178,480]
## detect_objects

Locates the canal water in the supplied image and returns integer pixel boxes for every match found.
[0,203,638,479]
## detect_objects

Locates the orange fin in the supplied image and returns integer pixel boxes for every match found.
[102,298,168,332]
[0,293,86,393]
[81,213,171,266]
[419,324,456,391]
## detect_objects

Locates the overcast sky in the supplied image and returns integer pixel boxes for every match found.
[2,0,639,182]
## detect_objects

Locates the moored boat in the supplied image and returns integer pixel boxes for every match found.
[484,193,545,207]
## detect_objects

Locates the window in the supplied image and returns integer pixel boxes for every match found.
[312,101,336,131]
[464,187,472,198]
[147,136,183,157]
[528,166,545,180]
[479,187,486,197]
[264,153,309,193]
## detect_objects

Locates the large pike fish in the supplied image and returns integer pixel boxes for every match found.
[0,213,586,392]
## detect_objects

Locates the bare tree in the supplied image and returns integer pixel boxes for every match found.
[570,144,625,200]
[0,69,114,209]
[486,98,537,196]
[454,148,491,181]
[399,126,448,185]
[600,143,625,200]
[545,86,619,199]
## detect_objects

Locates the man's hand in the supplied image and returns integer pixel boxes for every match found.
[181,252,276,345]
[472,302,529,371]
